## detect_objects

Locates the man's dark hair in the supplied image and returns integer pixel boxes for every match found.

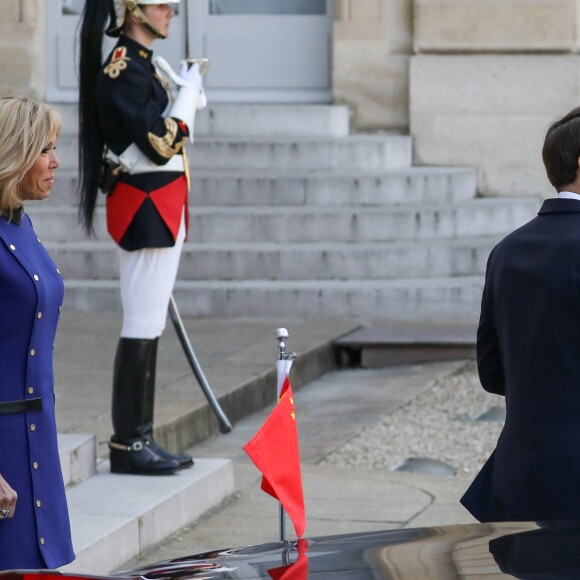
[542,107,580,190]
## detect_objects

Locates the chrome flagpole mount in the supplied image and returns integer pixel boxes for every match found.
[275,328,296,362]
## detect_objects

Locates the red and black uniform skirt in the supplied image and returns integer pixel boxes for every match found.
[106,172,188,251]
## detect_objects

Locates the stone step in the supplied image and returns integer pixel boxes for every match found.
[334,322,477,368]
[52,316,349,575]
[200,134,413,171]
[28,197,538,244]
[46,237,501,281]
[56,103,350,138]
[61,458,233,575]
[58,433,96,487]
[56,134,413,172]
[60,276,485,324]
[56,434,233,574]
[48,166,477,208]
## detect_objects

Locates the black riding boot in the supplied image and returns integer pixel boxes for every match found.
[141,337,194,469]
[109,337,180,475]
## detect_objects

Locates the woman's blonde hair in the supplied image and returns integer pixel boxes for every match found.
[0,96,61,212]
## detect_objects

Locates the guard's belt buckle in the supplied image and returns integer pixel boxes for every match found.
[0,397,42,416]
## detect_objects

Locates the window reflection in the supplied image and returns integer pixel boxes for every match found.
[209,0,326,15]
[62,1,179,16]
[62,0,84,15]
[63,0,326,17]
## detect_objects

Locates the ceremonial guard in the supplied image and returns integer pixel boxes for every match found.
[78,0,205,475]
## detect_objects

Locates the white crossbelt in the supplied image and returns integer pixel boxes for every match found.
[112,143,185,174]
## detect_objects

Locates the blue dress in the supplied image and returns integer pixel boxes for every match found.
[0,212,74,569]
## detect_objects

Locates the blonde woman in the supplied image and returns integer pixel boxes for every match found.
[0,96,74,569]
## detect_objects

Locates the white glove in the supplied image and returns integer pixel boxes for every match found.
[154,56,201,89]
[180,61,207,110]
[154,56,207,111]
[153,57,207,141]
[179,61,203,92]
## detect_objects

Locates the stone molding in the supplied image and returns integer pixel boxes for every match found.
[415,0,580,53]
[0,0,45,99]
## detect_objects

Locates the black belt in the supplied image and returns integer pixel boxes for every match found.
[0,397,42,416]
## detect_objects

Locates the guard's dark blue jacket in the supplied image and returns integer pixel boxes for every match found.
[96,36,189,251]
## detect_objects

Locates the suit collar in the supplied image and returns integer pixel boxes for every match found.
[538,198,580,215]
[558,190,580,201]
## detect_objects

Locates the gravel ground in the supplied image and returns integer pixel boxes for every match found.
[320,360,505,479]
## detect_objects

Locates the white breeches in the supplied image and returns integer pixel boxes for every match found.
[117,213,186,339]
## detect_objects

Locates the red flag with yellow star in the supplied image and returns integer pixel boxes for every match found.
[243,376,306,538]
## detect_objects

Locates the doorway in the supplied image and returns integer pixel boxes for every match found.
[188,0,333,102]
[45,0,333,103]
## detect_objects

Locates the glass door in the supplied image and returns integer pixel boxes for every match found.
[46,0,333,103]
[46,0,186,102]
[208,0,326,15]
[188,0,333,103]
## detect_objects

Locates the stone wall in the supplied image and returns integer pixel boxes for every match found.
[0,0,45,99]
[414,0,580,53]
[2,0,577,200]
[411,0,580,197]
[333,0,413,131]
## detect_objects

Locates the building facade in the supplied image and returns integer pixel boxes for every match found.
[2,0,578,198]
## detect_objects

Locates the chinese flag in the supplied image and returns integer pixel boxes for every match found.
[243,376,306,538]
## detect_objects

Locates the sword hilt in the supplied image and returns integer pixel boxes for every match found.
[185,58,211,76]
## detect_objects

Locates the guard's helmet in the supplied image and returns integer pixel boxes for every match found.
[106,0,180,39]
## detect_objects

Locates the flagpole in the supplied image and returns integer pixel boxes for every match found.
[275,328,296,542]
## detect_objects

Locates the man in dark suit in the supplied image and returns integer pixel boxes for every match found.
[461,106,580,523]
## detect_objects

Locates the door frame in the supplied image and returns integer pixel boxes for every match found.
[45,0,334,104]
[186,0,333,103]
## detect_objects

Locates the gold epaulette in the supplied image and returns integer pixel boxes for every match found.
[147,117,186,159]
[104,46,131,79]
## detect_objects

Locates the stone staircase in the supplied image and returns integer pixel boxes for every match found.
[57,433,233,575]
[39,103,540,572]
[50,314,353,575]
[33,104,540,324]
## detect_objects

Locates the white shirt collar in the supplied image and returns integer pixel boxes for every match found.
[558,191,580,201]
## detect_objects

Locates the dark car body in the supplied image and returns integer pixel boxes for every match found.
[3,521,580,579]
